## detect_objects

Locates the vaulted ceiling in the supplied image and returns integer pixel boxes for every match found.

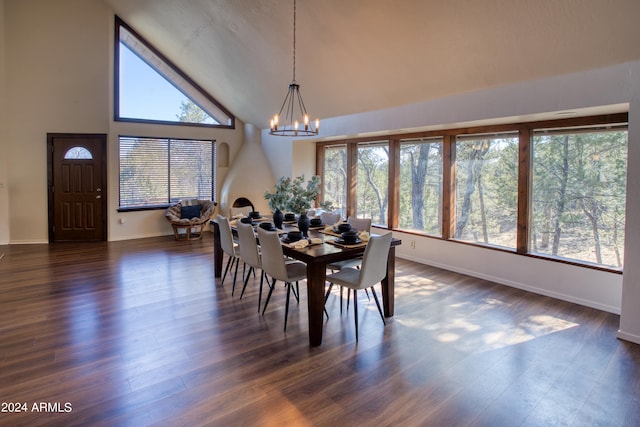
[103,0,640,129]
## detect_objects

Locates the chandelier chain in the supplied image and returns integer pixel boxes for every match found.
[269,0,318,136]
[292,0,296,83]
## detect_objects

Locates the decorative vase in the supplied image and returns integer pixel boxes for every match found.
[298,212,310,237]
[273,208,284,229]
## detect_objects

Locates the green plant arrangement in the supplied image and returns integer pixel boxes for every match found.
[265,174,332,214]
[264,176,292,212]
[287,175,321,214]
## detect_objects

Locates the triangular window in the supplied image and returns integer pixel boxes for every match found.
[114,16,234,128]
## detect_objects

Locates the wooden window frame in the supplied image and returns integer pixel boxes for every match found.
[316,112,628,273]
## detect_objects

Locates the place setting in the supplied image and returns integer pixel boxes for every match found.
[322,222,370,248]
[279,229,323,249]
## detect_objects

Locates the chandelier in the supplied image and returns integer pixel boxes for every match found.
[269,0,319,136]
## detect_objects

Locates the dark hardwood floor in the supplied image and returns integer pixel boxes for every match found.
[0,234,639,426]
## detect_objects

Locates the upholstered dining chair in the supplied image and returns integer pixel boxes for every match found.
[325,232,392,341]
[320,211,341,226]
[326,216,374,311]
[257,227,307,332]
[217,215,242,294]
[346,216,372,233]
[236,222,266,311]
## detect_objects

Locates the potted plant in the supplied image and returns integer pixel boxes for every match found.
[266,175,331,234]
[286,175,323,236]
[264,176,292,228]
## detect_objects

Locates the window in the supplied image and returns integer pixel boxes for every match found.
[322,145,347,218]
[119,136,215,209]
[399,138,442,235]
[115,16,234,128]
[64,146,93,159]
[317,113,627,271]
[531,126,627,268]
[357,141,389,226]
[454,132,518,248]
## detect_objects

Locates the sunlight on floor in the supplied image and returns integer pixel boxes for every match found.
[394,274,580,352]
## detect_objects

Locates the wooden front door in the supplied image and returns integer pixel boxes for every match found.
[48,133,107,242]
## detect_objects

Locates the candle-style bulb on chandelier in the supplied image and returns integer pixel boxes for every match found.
[269,0,319,136]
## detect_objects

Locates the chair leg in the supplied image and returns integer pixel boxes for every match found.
[284,282,292,331]
[240,266,253,299]
[222,256,233,285]
[231,257,240,296]
[293,281,300,303]
[261,277,277,315]
[324,282,334,303]
[353,289,358,341]
[257,271,265,312]
[370,286,386,325]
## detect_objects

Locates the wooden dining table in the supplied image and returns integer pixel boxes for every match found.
[211,219,401,346]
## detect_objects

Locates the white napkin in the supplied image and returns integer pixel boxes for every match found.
[359,231,370,242]
[309,237,322,245]
[291,239,309,249]
[323,226,334,233]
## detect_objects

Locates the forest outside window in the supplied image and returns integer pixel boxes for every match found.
[530,126,627,268]
[399,138,443,236]
[357,141,389,227]
[454,132,518,249]
[317,113,628,272]
[322,145,348,219]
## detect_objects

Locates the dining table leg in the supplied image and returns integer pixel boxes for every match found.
[306,262,327,347]
[381,246,396,317]
[212,221,223,278]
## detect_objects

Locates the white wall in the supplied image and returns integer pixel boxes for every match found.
[4,0,111,244]
[263,61,640,343]
[1,0,245,243]
[0,0,9,245]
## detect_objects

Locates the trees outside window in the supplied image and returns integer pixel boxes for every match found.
[322,145,347,218]
[531,128,627,267]
[454,133,518,248]
[399,138,442,235]
[316,114,627,271]
[357,142,389,226]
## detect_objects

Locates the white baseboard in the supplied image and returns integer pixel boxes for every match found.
[396,253,620,315]
[616,330,640,345]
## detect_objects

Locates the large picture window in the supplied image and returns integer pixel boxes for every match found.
[119,136,215,209]
[454,132,518,248]
[322,145,347,218]
[530,126,627,268]
[317,113,628,271]
[115,16,234,128]
[357,141,389,227]
[399,138,442,235]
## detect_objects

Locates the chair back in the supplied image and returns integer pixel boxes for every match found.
[347,216,372,232]
[257,227,289,282]
[217,215,237,257]
[236,222,260,269]
[358,233,393,289]
[320,212,341,225]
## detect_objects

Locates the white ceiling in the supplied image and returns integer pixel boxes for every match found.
[103,0,640,129]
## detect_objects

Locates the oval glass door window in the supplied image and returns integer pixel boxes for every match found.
[64,146,93,159]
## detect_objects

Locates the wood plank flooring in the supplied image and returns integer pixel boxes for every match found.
[0,234,639,426]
